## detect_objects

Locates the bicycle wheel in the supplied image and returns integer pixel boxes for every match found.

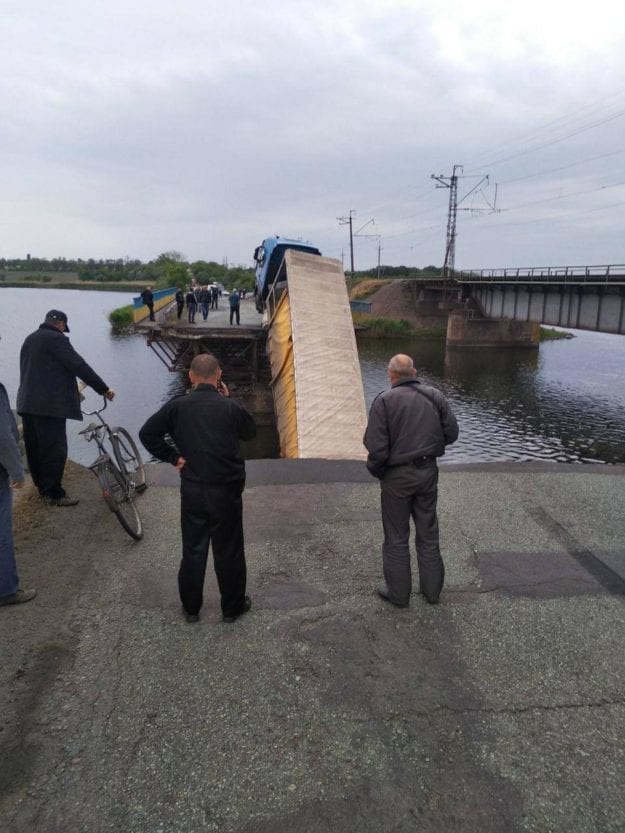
[110,427,147,494]
[96,460,143,541]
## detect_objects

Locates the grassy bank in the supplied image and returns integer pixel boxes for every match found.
[540,326,575,341]
[352,312,446,339]
[108,305,135,327]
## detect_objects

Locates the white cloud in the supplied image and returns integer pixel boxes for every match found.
[1,0,625,268]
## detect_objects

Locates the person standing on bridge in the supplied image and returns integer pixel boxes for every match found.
[17,310,115,507]
[141,286,155,322]
[229,288,241,325]
[185,287,197,323]
[175,288,185,320]
[199,285,210,321]
[139,353,256,624]
[364,354,458,607]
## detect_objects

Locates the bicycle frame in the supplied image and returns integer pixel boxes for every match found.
[79,396,144,540]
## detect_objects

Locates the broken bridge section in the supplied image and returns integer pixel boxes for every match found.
[264,249,368,460]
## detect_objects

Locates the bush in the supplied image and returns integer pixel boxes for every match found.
[108,305,134,327]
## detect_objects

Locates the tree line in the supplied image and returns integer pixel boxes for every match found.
[1,252,444,289]
[0,251,255,291]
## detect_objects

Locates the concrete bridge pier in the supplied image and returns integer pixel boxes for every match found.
[446,309,540,349]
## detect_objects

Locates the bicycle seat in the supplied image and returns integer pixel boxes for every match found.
[79,422,98,436]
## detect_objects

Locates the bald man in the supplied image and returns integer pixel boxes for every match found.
[139,353,256,623]
[364,354,458,606]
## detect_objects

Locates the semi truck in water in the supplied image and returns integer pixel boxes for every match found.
[253,236,321,313]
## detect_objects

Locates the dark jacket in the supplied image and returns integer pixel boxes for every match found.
[141,289,154,307]
[229,291,240,309]
[186,291,197,307]
[17,324,109,420]
[0,383,24,484]
[175,290,185,306]
[139,383,256,485]
[363,379,458,479]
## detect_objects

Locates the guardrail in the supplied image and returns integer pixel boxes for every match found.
[454,265,625,284]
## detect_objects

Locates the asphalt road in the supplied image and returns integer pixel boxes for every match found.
[1,460,624,833]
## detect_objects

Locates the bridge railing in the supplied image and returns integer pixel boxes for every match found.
[454,264,625,284]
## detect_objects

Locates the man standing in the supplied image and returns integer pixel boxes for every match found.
[175,288,185,320]
[364,354,458,607]
[185,287,197,323]
[229,289,241,325]
[199,285,210,321]
[1,348,37,607]
[139,353,256,623]
[141,285,155,321]
[17,310,115,506]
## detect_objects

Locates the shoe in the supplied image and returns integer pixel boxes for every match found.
[43,495,79,507]
[377,585,409,608]
[419,584,440,605]
[183,610,199,623]
[0,588,37,606]
[222,595,251,623]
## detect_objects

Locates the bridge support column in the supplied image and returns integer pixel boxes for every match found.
[446,311,539,348]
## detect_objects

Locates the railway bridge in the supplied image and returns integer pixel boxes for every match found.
[455,264,625,336]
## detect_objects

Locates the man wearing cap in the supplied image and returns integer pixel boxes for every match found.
[17,310,115,507]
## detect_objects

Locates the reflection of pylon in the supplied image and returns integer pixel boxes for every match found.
[431,164,462,278]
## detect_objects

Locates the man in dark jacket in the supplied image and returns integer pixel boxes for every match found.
[229,289,241,325]
[141,286,155,321]
[17,310,115,506]
[364,353,458,607]
[139,353,256,624]
[1,344,37,607]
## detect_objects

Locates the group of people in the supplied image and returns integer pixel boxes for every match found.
[176,284,222,323]
[1,308,458,623]
[173,285,243,326]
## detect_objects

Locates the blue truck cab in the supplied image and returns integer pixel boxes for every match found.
[253,236,322,312]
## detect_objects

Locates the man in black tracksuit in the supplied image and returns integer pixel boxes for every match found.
[139,353,256,623]
[17,310,115,506]
[364,353,458,607]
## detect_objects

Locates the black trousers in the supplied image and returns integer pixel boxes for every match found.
[380,460,444,604]
[21,414,68,499]
[229,306,240,325]
[147,303,155,321]
[179,478,247,617]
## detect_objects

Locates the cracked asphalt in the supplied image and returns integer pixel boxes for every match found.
[1,459,624,833]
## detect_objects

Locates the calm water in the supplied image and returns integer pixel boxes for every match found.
[1,287,625,465]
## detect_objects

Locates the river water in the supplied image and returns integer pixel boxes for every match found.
[1,287,624,465]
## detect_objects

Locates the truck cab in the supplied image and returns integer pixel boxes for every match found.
[253,236,322,313]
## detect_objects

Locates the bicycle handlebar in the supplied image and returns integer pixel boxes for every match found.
[80,396,109,417]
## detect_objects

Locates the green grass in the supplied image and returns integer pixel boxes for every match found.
[108,305,134,327]
[352,313,446,339]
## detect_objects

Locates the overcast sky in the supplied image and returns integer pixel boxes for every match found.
[2,0,625,271]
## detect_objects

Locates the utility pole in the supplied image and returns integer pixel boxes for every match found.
[431,165,493,280]
[337,211,355,279]
[431,164,462,279]
[377,238,382,280]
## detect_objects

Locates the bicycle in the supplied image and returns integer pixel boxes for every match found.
[79,397,147,540]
